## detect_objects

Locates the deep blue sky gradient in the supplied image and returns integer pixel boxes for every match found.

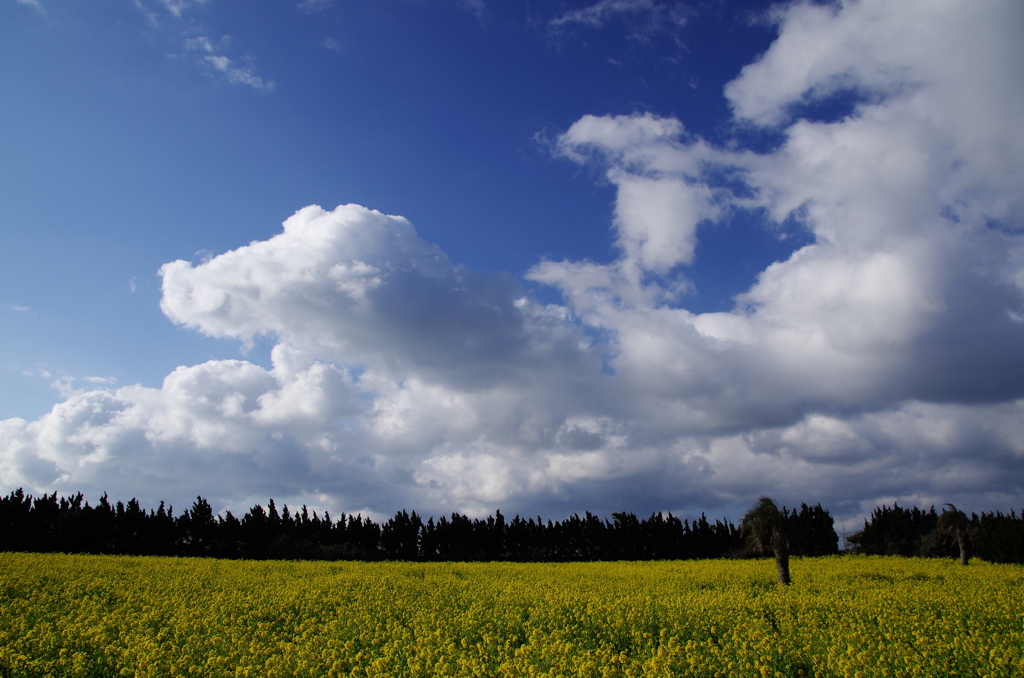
[1,0,787,418]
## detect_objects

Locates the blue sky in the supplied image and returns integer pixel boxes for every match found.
[2,0,1023,525]
[2,0,783,413]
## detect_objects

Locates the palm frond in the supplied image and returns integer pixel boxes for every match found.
[740,496,787,553]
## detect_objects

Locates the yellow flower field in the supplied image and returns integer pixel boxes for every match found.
[1,554,1021,677]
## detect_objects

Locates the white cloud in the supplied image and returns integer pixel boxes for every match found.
[540,0,1024,412]
[3,0,1023,523]
[159,204,593,391]
[552,0,658,28]
[14,0,43,12]
[159,0,208,18]
[183,35,215,53]
[297,0,333,13]
[554,112,722,283]
[49,376,77,399]
[0,356,363,510]
[203,55,275,92]
[131,4,274,93]
[459,0,485,20]
[550,0,689,40]
[183,35,275,92]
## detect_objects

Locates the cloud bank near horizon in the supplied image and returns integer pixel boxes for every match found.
[2,0,1023,522]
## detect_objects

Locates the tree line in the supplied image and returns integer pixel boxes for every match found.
[5,489,1019,564]
[0,488,838,562]
[847,503,1024,565]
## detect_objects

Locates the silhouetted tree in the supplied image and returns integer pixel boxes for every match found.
[847,504,942,556]
[180,497,218,557]
[937,503,972,566]
[974,510,1024,564]
[785,503,839,556]
[742,497,791,585]
[7,487,1022,565]
[381,510,422,560]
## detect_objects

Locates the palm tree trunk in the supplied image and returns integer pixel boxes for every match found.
[957,533,968,566]
[774,544,791,585]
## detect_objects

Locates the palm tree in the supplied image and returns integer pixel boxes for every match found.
[741,496,791,585]
[937,503,971,566]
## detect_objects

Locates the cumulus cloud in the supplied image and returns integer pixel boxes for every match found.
[2,0,1023,523]
[0,355,368,513]
[541,0,1024,414]
[0,206,605,515]
[159,205,593,390]
[555,113,722,274]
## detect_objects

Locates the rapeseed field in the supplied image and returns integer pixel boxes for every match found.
[0,553,1021,677]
